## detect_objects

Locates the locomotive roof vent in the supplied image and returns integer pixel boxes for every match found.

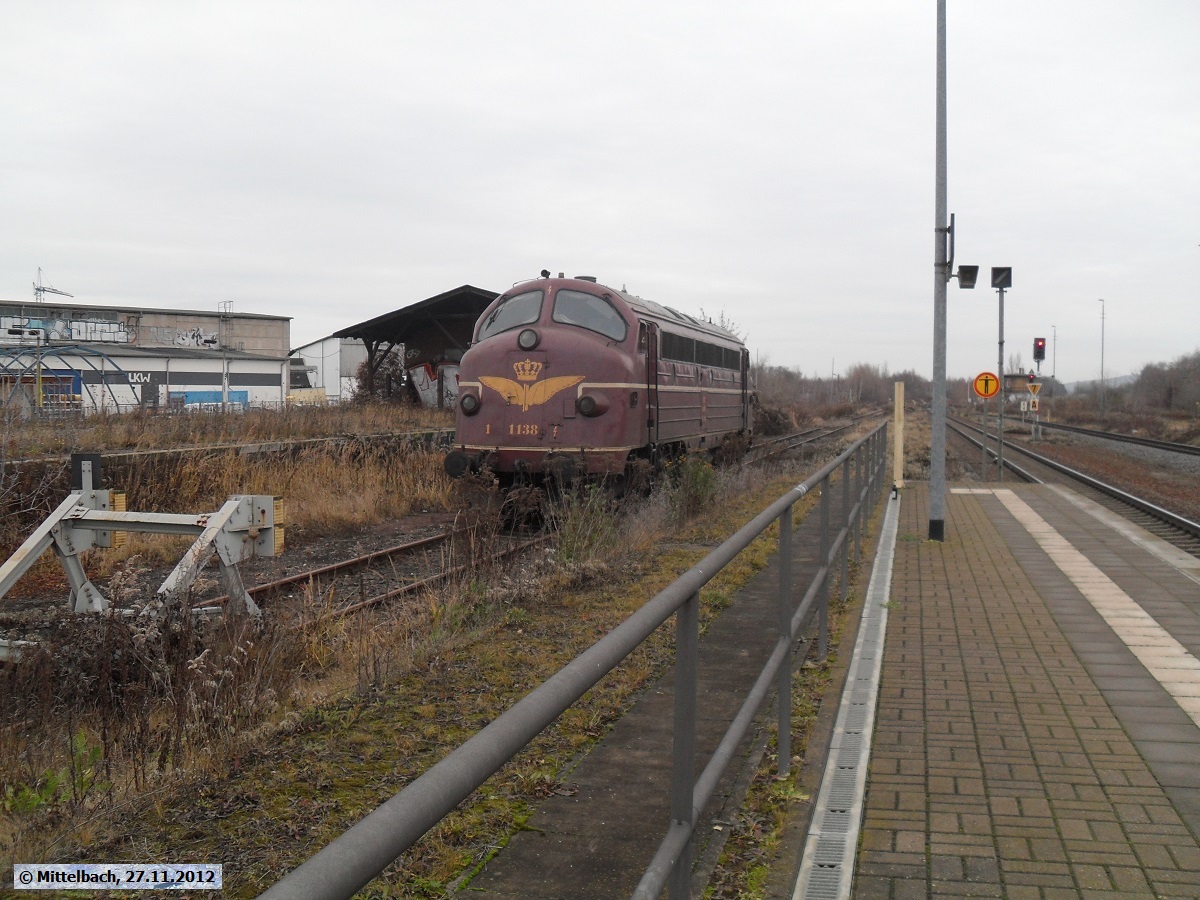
[574,275,597,282]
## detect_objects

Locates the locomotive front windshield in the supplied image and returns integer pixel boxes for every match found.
[552,290,628,341]
[477,290,543,341]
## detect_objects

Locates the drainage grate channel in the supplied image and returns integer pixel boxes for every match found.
[792,493,901,900]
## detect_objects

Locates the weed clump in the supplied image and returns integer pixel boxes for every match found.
[664,455,721,524]
[0,606,298,867]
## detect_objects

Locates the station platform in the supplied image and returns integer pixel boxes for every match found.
[839,482,1200,898]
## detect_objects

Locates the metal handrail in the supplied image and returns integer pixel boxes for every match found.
[258,422,889,900]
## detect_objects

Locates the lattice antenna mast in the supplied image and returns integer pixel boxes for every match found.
[33,267,74,303]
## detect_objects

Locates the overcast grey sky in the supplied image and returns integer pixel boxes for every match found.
[2,1,1197,385]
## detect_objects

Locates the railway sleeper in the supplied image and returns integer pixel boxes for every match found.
[0,491,283,662]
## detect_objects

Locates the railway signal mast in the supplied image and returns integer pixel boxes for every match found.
[1030,337,1046,440]
[992,267,1013,480]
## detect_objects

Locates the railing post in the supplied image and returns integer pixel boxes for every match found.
[863,432,873,501]
[871,429,881,496]
[777,505,793,776]
[818,477,830,660]
[873,427,883,494]
[881,423,889,494]
[670,590,700,899]
[840,458,850,602]
[854,444,864,562]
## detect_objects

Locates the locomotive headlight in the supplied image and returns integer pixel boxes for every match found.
[517,328,540,350]
[460,392,481,415]
[577,392,609,417]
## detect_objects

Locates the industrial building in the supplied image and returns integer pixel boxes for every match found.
[2,282,500,415]
[288,335,368,404]
[0,298,291,415]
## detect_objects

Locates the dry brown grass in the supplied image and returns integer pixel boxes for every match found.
[0,432,873,897]
[0,404,457,587]
[3,403,451,459]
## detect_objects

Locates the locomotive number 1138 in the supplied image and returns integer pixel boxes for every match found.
[484,423,544,437]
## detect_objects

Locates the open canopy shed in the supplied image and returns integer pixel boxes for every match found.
[332,284,497,400]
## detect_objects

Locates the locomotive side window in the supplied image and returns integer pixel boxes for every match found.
[477,290,544,341]
[660,332,696,363]
[660,331,739,370]
[552,290,628,341]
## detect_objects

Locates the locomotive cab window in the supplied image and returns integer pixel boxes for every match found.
[477,290,543,341]
[552,290,628,342]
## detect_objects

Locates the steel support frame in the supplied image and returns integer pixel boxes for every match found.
[0,492,112,613]
[0,492,277,618]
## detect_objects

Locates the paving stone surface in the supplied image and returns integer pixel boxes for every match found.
[855,484,1200,898]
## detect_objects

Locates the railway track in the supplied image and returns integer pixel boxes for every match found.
[1034,420,1200,456]
[947,417,1200,558]
[0,521,548,654]
[215,524,548,622]
[745,417,872,467]
[744,427,828,464]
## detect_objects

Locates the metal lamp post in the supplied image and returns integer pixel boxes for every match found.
[929,0,978,537]
[929,0,949,542]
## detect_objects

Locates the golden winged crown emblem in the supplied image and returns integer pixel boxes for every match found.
[480,359,585,412]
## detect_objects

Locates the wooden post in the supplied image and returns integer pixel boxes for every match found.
[893,381,905,490]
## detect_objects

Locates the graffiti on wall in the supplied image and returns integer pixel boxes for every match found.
[407,363,459,409]
[2,315,221,349]
[173,327,220,348]
[1,315,132,343]
[136,324,219,347]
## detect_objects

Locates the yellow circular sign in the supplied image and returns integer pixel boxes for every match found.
[973,371,1000,399]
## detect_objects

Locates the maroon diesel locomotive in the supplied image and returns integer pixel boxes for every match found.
[443,273,752,485]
